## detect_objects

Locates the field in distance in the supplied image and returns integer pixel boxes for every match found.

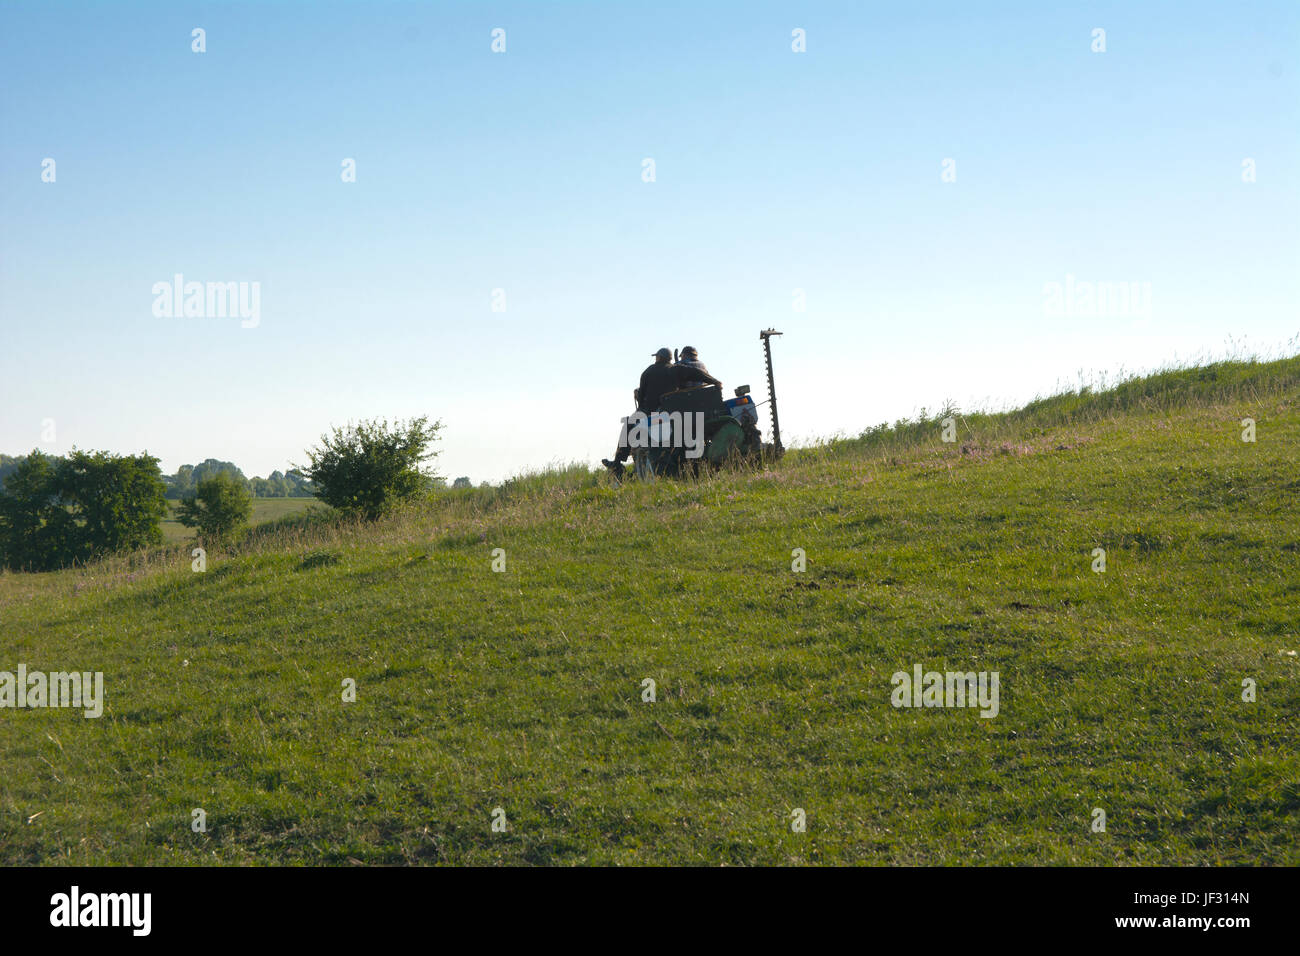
[161,497,323,544]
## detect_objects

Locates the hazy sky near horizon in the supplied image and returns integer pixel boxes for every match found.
[2,1,1297,483]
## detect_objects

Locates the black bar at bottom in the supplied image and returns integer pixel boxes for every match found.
[0,865,1287,943]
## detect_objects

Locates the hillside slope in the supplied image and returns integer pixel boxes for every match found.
[2,357,1298,865]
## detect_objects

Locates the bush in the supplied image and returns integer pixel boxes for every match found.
[0,449,167,571]
[300,416,442,520]
[177,472,253,544]
[0,452,65,569]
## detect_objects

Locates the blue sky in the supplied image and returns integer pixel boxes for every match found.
[2,0,1297,482]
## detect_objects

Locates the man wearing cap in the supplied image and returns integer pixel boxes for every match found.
[602,347,721,476]
[676,345,712,378]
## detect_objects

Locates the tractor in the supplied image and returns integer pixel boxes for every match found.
[627,329,785,481]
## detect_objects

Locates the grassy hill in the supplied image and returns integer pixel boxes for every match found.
[2,356,1298,865]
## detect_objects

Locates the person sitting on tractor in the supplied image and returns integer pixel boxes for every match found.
[601,347,721,476]
[676,345,712,379]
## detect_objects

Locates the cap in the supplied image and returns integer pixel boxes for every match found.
[652,347,672,360]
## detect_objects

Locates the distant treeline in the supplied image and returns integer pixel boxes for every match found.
[0,455,482,499]
[160,459,316,499]
[0,454,318,500]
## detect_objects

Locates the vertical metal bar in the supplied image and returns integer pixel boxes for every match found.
[760,329,783,453]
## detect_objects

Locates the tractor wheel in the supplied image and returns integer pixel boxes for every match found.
[705,418,745,465]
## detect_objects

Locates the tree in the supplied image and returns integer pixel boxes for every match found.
[452,476,471,489]
[0,449,167,571]
[299,416,442,520]
[165,460,248,499]
[247,470,299,498]
[0,452,66,570]
[191,459,249,490]
[177,472,253,544]
[163,463,196,500]
[0,454,24,486]
[56,450,168,558]
[266,470,291,497]
[284,469,315,497]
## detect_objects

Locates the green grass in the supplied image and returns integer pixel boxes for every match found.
[2,356,1298,865]
[160,497,323,545]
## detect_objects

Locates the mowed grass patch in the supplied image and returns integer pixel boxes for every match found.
[1,357,1298,864]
